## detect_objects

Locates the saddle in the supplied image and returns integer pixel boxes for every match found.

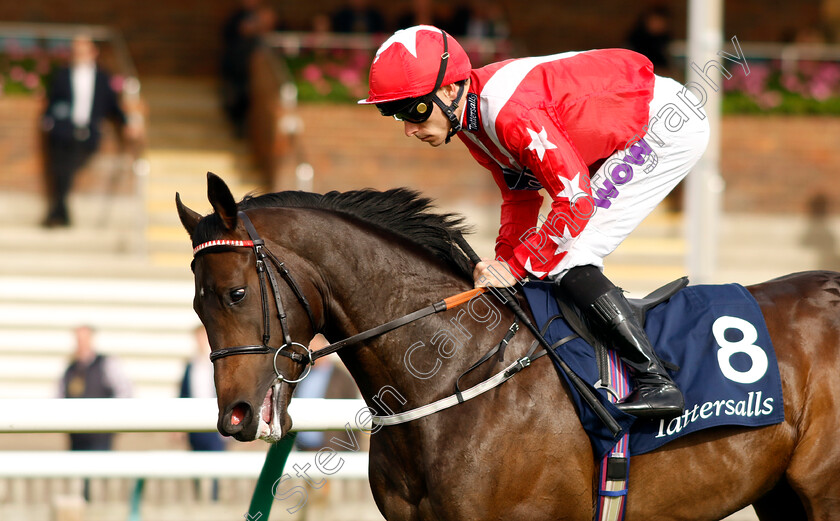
[552,277,689,388]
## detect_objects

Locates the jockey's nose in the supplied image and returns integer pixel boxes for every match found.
[404,121,420,137]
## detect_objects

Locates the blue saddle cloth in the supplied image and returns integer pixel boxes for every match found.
[521,281,785,458]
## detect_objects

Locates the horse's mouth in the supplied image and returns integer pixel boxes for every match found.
[256,382,285,443]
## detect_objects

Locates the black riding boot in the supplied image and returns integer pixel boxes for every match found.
[558,266,684,419]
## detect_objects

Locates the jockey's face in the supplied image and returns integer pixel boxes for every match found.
[402,83,465,147]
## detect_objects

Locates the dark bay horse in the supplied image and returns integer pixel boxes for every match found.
[177,173,840,520]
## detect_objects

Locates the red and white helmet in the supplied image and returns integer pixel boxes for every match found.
[359,25,472,105]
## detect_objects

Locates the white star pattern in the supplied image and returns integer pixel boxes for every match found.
[525,126,557,161]
[548,226,574,255]
[523,258,547,278]
[556,171,588,202]
[373,25,435,63]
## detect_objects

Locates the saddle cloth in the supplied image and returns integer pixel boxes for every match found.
[521,281,785,458]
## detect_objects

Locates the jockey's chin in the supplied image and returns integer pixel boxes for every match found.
[419,134,447,147]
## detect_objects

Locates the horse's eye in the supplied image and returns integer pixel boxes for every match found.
[229,288,246,304]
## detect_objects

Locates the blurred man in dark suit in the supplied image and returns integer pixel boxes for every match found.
[41,35,136,227]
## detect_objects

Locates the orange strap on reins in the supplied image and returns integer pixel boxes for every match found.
[443,287,488,309]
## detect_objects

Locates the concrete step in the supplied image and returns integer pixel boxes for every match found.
[0,276,192,306]
[0,327,194,358]
[0,192,143,229]
[0,250,190,279]
[0,276,198,399]
[0,301,197,332]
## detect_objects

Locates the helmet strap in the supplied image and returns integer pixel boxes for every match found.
[431,82,465,144]
[429,29,466,144]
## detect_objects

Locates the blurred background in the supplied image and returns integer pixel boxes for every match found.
[1,0,839,519]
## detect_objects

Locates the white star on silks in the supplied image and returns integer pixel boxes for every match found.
[373,26,428,63]
[556,171,588,202]
[523,258,547,278]
[549,226,574,255]
[525,126,557,161]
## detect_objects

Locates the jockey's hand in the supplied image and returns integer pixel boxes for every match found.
[473,259,519,288]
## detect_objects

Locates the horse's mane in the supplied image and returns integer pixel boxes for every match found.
[195,188,474,279]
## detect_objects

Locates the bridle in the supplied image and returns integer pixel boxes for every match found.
[194,211,318,384]
[192,210,490,385]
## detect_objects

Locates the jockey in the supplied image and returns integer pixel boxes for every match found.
[359,25,709,419]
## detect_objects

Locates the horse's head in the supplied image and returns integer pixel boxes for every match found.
[176,173,319,442]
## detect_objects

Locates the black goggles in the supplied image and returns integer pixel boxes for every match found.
[376,96,434,123]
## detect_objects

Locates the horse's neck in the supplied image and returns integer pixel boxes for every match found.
[295,212,513,412]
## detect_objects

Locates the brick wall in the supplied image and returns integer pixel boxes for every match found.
[282,105,498,207]
[4,96,839,215]
[284,107,840,215]
[721,116,840,214]
[0,97,44,193]
[0,1,822,76]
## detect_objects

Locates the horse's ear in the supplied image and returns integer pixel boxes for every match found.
[175,192,201,237]
[207,172,238,231]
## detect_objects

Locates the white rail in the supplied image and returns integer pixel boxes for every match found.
[0,451,369,479]
[0,398,372,480]
[0,398,370,433]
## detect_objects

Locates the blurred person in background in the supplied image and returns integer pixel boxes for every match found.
[179,325,226,500]
[41,35,139,228]
[59,324,132,501]
[360,26,710,420]
[220,0,278,138]
[465,1,508,39]
[293,335,359,452]
[397,0,471,35]
[626,4,674,76]
[59,325,133,450]
[331,0,386,34]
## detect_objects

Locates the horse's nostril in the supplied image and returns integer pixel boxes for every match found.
[231,403,248,426]
[222,401,252,436]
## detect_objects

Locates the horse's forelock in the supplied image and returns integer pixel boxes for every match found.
[191,213,227,249]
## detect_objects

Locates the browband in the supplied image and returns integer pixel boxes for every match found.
[194,239,256,256]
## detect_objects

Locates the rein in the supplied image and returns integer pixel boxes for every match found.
[192,211,491,384]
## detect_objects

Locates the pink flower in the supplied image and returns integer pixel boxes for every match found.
[337,67,361,87]
[301,64,323,83]
[756,91,782,109]
[809,80,832,101]
[9,66,25,82]
[781,73,802,93]
[23,72,40,90]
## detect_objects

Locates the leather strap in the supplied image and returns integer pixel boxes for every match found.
[374,328,579,427]
[311,300,448,361]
